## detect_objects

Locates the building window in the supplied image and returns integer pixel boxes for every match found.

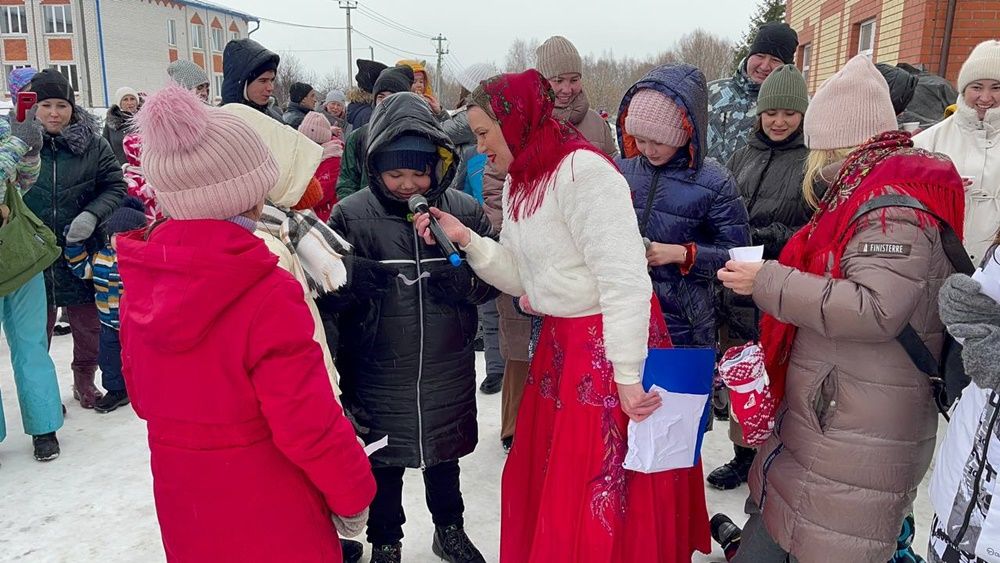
[43,4,73,35]
[801,43,812,84]
[858,19,876,58]
[230,30,240,41]
[49,64,79,92]
[213,74,223,96]
[211,27,225,52]
[191,23,205,50]
[1,5,28,35]
[167,20,177,46]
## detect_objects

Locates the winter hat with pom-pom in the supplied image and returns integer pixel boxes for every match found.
[103,196,148,234]
[299,111,333,145]
[804,54,897,150]
[135,85,278,220]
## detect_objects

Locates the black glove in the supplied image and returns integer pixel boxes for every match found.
[344,256,396,298]
[425,266,475,305]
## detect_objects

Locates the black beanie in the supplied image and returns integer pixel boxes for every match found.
[749,22,799,65]
[372,134,438,176]
[289,82,314,104]
[103,197,147,234]
[373,67,414,98]
[356,59,389,93]
[29,68,75,106]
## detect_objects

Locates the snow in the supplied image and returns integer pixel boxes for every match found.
[0,334,939,562]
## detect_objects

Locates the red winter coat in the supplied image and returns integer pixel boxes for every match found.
[313,156,341,222]
[117,219,374,563]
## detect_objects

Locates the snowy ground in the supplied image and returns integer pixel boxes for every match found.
[0,334,940,563]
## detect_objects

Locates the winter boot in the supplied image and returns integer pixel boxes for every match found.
[711,514,742,561]
[72,366,103,409]
[95,390,130,414]
[432,524,485,563]
[501,436,513,454]
[707,444,756,490]
[32,433,60,462]
[340,539,363,563]
[479,372,503,395]
[370,543,402,563]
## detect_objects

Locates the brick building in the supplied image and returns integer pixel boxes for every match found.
[786,0,1000,93]
[0,0,257,106]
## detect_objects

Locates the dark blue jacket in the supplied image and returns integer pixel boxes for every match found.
[616,64,750,346]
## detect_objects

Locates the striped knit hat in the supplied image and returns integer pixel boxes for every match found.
[804,55,897,150]
[135,85,278,220]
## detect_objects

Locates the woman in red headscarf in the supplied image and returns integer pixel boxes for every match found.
[414,70,710,562]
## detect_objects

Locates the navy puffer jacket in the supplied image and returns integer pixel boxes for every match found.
[616,64,750,346]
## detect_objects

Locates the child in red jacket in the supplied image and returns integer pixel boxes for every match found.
[299,111,343,222]
[118,85,374,563]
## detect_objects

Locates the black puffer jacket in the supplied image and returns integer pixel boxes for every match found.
[222,39,282,121]
[282,103,309,129]
[25,108,126,307]
[329,92,497,468]
[723,128,811,340]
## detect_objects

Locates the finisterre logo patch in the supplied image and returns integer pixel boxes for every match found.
[859,242,912,256]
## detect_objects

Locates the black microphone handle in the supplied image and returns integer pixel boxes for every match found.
[428,215,461,259]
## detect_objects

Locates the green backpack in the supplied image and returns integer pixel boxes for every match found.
[0,181,60,297]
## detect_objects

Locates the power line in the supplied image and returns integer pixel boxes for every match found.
[256,16,345,30]
[352,27,434,58]
[355,5,434,40]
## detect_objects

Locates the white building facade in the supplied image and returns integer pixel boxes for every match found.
[1,0,257,107]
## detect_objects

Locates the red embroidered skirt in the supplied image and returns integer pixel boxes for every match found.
[500,300,711,562]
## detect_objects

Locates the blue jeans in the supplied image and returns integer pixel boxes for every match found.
[98,324,125,392]
[0,273,64,440]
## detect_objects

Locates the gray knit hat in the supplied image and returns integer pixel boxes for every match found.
[757,64,809,115]
[324,89,346,105]
[536,36,582,79]
[167,60,210,90]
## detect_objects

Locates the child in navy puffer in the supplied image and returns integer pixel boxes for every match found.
[65,196,147,413]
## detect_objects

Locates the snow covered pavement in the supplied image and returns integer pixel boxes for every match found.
[0,334,939,562]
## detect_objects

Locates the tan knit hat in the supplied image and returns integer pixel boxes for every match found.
[536,36,582,79]
[804,55,897,150]
[957,40,1000,93]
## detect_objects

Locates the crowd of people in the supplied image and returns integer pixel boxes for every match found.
[0,17,998,563]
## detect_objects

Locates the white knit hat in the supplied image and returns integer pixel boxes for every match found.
[957,40,1000,92]
[804,55,897,150]
[458,63,499,93]
[114,86,138,107]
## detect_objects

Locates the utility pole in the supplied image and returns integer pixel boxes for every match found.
[370,46,375,60]
[339,1,357,86]
[433,34,448,96]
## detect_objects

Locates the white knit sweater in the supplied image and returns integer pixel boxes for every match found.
[463,150,652,384]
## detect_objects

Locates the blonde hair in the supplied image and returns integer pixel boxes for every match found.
[802,147,857,209]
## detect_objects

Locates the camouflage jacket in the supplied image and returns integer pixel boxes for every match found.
[706,61,760,165]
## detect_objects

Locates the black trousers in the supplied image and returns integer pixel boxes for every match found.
[366,460,465,546]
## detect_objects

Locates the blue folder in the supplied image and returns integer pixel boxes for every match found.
[641,347,716,465]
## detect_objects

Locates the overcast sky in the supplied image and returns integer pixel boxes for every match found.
[226,0,759,81]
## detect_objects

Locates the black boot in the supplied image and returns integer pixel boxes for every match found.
[711,514,743,561]
[33,432,60,462]
[95,390,130,414]
[370,543,401,563]
[432,524,485,563]
[479,372,503,395]
[340,539,363,563]
[501,436,513,454]
[707,445,756,490]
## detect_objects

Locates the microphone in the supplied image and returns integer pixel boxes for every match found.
[408,195,462,267]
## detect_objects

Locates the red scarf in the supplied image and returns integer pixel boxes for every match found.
[482,70,613,221]
[759,131,965,401]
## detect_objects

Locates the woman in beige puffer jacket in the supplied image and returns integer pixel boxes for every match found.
[719,55,966,563]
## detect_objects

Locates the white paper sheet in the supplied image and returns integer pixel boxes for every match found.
[973,258,1000,304]
[728,245,765,262]
[622,386,709,474]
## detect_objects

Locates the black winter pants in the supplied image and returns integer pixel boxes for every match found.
[366,460,465,546]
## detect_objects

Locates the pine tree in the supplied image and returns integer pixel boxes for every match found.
[731,0,787,72]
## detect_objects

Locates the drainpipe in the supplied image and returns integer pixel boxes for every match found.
[77,0,94,106]
[248,20,260,36]
[937,0,958,78]
[94,0,110,106]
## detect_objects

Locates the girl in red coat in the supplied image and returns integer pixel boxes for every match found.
[117,85,375,563]
[299,110,343,222]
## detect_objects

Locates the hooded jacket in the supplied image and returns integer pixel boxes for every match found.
[25,108,126,307]
[616,64,750,346]
[707,59,761,164]
[346,88,375,130]
[913,101,1000,264]
[117,220,374,562]
[329,93,497,468]
[222,39,282,121]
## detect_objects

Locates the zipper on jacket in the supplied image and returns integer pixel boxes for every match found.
[412,227,427,468]
[955,392,1000,541]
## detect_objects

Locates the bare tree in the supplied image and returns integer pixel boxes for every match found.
[674,29,736,82]
[505,38,540,72]
[274,53,317,110]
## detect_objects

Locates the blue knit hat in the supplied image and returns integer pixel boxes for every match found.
[372,134,438,174]
[103,196,148,234]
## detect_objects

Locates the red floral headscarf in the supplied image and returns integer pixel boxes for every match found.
[479,70,613,221]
